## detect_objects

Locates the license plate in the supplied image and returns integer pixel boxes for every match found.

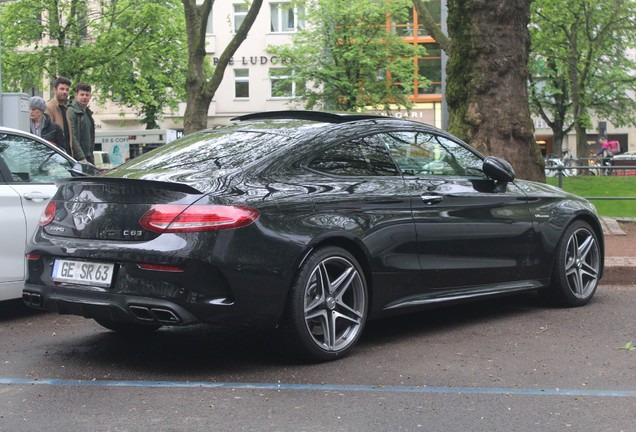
[52,259,115,287]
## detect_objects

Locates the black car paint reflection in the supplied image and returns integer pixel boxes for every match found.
[23,112,604,361]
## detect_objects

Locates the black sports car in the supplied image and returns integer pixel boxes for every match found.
[24,111,604,361]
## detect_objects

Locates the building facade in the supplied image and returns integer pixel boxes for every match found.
[90,0,444,133]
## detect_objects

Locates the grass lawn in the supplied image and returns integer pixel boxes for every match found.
[545,175,636,218]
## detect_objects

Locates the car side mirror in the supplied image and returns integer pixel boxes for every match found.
[483,156,515,182]
[482,156,515,191]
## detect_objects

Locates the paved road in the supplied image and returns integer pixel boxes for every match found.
[1,284,635,432]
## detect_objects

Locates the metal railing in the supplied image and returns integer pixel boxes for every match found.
[545,158,636,200]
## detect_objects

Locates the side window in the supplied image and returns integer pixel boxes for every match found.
[307,137,400,177]
[380,131,484,177]
[435,136,484,175]
[0,134,73,183]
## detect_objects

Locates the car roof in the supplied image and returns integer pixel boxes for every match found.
[0,126,79,162]
[225,110,451,141]
[231,110,393,123]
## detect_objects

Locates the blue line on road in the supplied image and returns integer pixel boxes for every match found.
[1,377,635,398]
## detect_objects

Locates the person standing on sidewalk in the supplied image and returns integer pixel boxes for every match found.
[45,76,73,155]
[29,96,65,150]
[67,82,96,164]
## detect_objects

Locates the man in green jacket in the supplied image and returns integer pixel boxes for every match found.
[67,82,96,164]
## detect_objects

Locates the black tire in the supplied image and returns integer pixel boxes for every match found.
[94,318,162,334]
[543,221,601,307]
[284,246,368,362]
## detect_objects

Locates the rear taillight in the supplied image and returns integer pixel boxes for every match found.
[137,263,184,272]
[139,204,260,233]
[39,200,57,226]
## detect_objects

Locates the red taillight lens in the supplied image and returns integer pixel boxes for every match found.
[139,204,260,233]
[39,200,57,226]
[137,263,184,272]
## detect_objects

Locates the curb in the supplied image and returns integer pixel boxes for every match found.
[601,217,626,236]
[601,217,635,285]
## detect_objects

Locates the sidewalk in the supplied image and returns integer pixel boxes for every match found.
[601,217,636,285]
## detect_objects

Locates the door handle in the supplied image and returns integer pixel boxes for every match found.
[23,192,51,202]
[421,194,444,205]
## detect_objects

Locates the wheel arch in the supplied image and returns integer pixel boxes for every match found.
[295,235,374,305]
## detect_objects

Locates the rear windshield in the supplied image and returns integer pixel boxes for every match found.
[114,130,293,175]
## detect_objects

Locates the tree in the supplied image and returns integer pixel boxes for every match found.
[267,0,427,112]
[0,0,187,130]
[529,0,636,158]
[528,55,574,156]
[181,0,263,134]
[88,1,188,129]
[414,0,543,181]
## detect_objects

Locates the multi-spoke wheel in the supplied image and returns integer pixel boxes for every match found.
[285,246,368,361]
[543,221,602,306]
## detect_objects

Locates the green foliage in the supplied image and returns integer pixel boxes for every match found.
[0,0,187,129]
[267,0,427,112]
[529,0,636,140]
[617,341,635,351]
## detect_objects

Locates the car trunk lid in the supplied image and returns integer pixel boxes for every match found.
[41,177,204,241]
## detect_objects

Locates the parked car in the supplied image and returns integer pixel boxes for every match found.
[0,126,99,301]
[23,111,604,361]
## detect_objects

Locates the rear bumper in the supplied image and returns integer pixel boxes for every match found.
[23,284,200,326]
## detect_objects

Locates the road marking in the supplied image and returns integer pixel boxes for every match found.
[1,377,635,397]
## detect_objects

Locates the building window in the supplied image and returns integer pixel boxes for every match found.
[234,69,249,98]
[270,3,305,33]
[392,1,441,37]
[387,2,443,100]
[234,4,248,32]
[270,69,304,99]
[417,43,442,95]
[206,9,213,34]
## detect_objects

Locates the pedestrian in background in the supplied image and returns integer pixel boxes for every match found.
[67,82,96,164]
[45,76,73,155]
[29,96,66,150]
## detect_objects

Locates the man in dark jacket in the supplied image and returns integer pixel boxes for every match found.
[67,82,96,164]
[29,96,66,151]
[45,76,73,155]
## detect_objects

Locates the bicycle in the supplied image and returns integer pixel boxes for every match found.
[545,149,578,177]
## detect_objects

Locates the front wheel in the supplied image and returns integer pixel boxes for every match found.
[563,158,578,176]
[284,247,368,362]
[543,221,602,307]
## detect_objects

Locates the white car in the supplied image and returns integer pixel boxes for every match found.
[0,127,98,301]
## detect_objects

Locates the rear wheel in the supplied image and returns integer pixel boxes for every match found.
[543,221,601,306]
[544,159,560,177]
[94,318,162,334]
[285,247,368,362]
[563,158,578,176]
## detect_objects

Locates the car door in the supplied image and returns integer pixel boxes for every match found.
[0,132,76,300]
[294,133,422,315]
[381,130,540,297]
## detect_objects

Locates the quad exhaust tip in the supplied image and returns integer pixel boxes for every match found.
[23,291,42,308]
[128,305,181,324]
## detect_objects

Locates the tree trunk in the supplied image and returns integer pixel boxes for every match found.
[551,129,566,157]
[182,0,263,134]
[446,0,544,181]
